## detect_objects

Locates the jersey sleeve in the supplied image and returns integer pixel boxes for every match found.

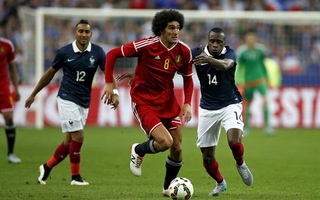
[122,41,139,57]
[105,40,139,82]
[51,49,64,70]
[191,47,201,59]
[98,47,106,71]
[7,40,15,62]
[177,45,193,76]
[183,75,193,105]
[225,48,237,63]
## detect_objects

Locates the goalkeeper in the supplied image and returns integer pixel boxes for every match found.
[236,30,275,135]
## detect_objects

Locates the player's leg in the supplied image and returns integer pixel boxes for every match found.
[1,95,21,164]
[69,130,88,185]
[2,110,21,164]
[130,103,171,176]
[162,125,183,196]
[38,135,70,185]
[56,97,88,185]
[197,107,226,196]
[227,129,253,186]
[202,147,227,196]
[258,84,274,135]
[227,128,244,165]
[149,125,174,152]
[130,124,172,176]
[38,97,74,185]
[223,103,253,186]
[243,87,254,136]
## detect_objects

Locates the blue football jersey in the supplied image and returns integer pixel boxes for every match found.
[52,41,105,108]
[192,45,242,110]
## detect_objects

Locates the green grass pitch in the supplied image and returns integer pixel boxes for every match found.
[0,126,319,200]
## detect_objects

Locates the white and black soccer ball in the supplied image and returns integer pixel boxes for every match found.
[168,177,194,200]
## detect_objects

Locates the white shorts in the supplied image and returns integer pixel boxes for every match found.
[57,97,88,133]
[196,103,244,148]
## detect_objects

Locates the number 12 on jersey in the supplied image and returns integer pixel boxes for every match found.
[76,71,86,82]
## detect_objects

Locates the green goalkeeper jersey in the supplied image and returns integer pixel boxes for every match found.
[237,43,267,83]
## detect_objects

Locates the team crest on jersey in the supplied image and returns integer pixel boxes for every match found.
[0,47,4,53]
[89,56,95,67]
[175,55,182,63]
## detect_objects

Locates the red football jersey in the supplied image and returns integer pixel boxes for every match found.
[0,37,15,95]
[121,36,193,105]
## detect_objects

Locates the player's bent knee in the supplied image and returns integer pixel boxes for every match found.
[157,139,173,152]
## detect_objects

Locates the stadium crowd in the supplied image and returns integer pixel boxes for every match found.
[1,0,320,85]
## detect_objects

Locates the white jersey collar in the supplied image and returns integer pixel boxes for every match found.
[72,40,92,53]
[204,45,226,56]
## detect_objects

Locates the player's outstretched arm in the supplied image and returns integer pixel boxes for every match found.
[103,47,125,108]
[25,67,57,109]
[182,75,193,123]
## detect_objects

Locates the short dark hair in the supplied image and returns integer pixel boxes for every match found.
[245,29,256,35]
[74,19,90,30]
[151,9,184,36]
[209,27,226,39]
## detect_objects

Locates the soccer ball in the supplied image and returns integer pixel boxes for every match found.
[168,177,194,200]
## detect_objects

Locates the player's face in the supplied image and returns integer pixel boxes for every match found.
[207,31,226,56]
[245,33,257,48]
[160,21,180,48]
[74,24,92,49]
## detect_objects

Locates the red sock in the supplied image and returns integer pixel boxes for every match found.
[203,160,223,183]
[229,142,244,166]
[69,140,82,175]
[47,141,69,168]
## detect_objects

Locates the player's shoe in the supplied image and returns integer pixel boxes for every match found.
[163,188,170,197]
[236,162,253,186]
[38,164,51,185]
[70,175,89,186]
[130,143,144,176]
[209,179,227,196]
[8,153,21,164]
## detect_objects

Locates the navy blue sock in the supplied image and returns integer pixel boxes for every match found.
[163,157,182,189]
[135,139,157,157]
[5,126,16,155]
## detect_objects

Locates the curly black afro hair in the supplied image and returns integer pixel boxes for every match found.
[151,9,184,36]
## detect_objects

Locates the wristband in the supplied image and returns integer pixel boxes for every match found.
[113,89,119,96]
